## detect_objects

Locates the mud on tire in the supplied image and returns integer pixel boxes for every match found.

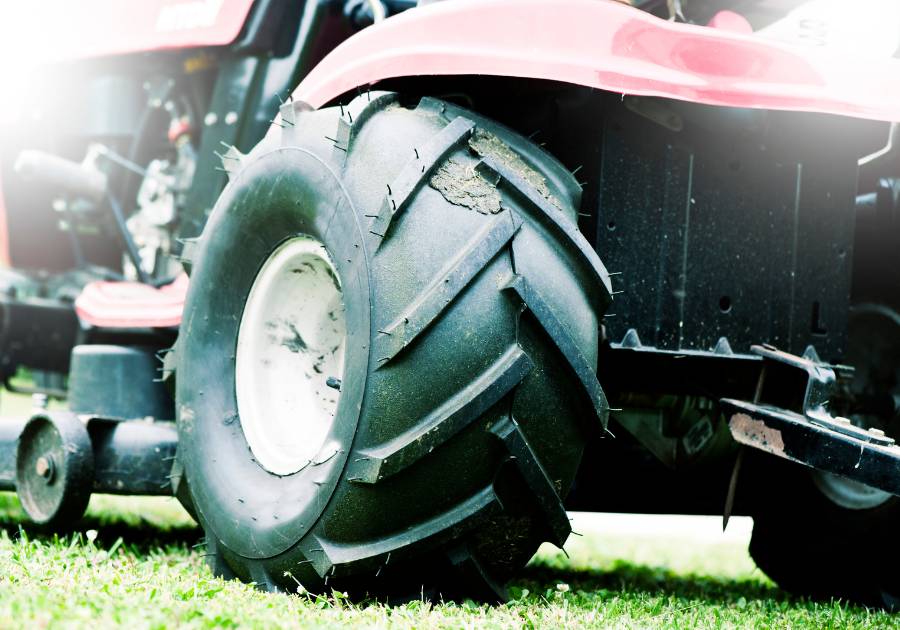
[176,92,612,598]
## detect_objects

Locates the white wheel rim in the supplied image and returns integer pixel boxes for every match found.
[812,470,892,511]
[235,236,346,476]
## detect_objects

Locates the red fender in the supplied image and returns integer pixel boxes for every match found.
[293,0,900,122]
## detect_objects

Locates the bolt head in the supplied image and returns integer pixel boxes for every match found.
[34,456,54,482]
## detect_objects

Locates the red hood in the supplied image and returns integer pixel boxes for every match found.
[1,0,256,64]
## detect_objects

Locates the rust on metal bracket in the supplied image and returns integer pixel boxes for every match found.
[729,412,786,457]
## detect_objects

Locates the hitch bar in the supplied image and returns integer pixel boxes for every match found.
[0,415,178,496]
[722,345,900,496]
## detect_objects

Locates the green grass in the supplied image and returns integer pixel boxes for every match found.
[0,495,896,629]
[0,390,894,627]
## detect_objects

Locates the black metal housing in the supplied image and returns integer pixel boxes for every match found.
[0,296,79,378]
[595,99,867,362]
[68,345,173,421]
[87,418,177,495]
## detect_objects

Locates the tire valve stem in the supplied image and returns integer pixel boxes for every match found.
[326,376,342,391]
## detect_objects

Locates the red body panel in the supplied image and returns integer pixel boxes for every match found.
[16,0,255,62]
[294,0,900,122]
[0,176,10,268]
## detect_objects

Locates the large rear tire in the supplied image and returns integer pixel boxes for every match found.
[176,93,611,598]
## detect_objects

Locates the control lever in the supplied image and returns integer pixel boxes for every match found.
[14,150,108,203]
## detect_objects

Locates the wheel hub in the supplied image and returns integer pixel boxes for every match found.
[235,236,347,476]
[812,470,892,510]
[34,455,54,482]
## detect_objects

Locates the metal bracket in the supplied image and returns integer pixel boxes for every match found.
[722,345,900,496]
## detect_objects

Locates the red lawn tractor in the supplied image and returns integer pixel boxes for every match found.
[2,0,900,607]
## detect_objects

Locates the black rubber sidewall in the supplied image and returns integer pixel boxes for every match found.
[177,148,371,560]
[748,456,900,606]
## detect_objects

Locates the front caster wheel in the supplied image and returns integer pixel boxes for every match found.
[748,304,900,609]
[176,92,612,598]
[748,459,900,609]
[16,411,94,528]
